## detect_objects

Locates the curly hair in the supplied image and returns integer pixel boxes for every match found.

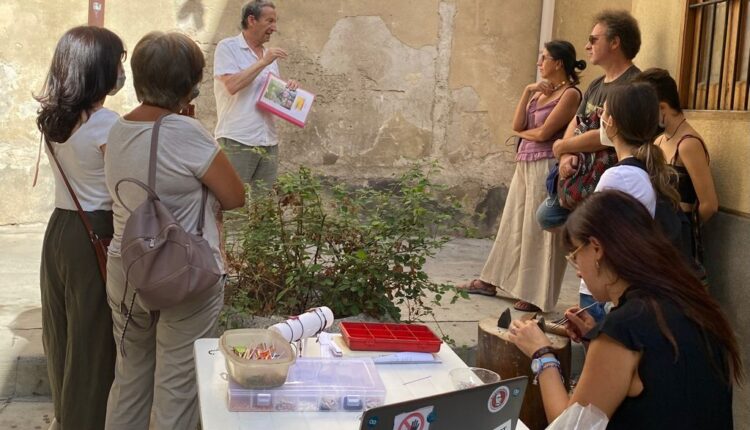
[594,9,641,60]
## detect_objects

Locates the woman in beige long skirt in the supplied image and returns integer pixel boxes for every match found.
[459,40,584,312]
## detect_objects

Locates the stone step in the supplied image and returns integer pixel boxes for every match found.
[1,308,50,399]
[0,397,55,429]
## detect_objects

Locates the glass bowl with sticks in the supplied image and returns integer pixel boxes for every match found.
[220,328,296,388]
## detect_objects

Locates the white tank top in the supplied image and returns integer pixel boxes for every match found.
[47,108,119,211]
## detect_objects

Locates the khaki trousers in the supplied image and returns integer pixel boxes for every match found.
[218,137,278,193]
[104,254,224,430]
[480,159,567,312]
[40,208,115,430]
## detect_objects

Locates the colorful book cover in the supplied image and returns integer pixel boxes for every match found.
[256,73,315,128]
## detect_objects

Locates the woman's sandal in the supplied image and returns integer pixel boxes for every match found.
[513,300,542,312]
[457,279,497,297]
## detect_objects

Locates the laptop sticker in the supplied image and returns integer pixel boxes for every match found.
[487,386,510,413]
[493,418,512,430]
[393,405,434,430]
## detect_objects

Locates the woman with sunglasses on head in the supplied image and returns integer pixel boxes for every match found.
[35,26,126,430]
[459,40,585,313]
[635,68,717,278]
[508,190,741,428]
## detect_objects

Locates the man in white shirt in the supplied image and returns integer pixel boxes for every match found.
[213,0,298,190]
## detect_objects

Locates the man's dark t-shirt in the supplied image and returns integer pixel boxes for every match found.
[575,65,642,134]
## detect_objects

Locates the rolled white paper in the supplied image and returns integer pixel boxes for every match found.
[269,306,334,343]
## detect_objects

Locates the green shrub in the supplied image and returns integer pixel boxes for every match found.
[223,164,467,322]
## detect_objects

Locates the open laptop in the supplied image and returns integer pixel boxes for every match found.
[359,376,527,430]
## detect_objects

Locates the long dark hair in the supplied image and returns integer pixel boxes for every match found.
[607,82,680,205]
[544,40,586,85]
[564,190,743,385]
[634,68,683,113]
[35,26,124,143]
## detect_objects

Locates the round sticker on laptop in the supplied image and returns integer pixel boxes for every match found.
[488,386,510,413]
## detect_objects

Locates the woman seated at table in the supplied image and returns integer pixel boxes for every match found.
[507,190,741,428]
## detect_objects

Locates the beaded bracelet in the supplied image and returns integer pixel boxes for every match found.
[533,362,565,386]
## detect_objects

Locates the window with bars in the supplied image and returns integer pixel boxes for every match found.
[679,0,750,110]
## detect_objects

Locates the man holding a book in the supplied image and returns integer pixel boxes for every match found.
[213,0,299,191]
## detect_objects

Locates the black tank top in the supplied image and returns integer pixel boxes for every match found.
[670,135,709,205]
[586,289,733,429]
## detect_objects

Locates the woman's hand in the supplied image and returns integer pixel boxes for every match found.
[286,79,300,91]
[527,81,554,96]
[558,153,578,178]
[563,306,597,343]
[507,319,553,358]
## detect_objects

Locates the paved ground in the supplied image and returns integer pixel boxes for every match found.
[0,223,580,428]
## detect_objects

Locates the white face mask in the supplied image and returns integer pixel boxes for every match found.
[109,72,126,96]
[599,117,615,147]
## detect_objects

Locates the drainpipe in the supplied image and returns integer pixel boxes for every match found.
[537,0,556,81]
[89,0,105,27]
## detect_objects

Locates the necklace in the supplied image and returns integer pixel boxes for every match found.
[550,80,568,92]
[665,117,687,140]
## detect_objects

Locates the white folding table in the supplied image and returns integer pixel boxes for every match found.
[194,337,530,429]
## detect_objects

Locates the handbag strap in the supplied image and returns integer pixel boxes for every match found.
[148,113,208,236]
[44,135,102,244]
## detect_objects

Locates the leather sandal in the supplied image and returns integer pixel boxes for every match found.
[513,300,542,312]
[457,279,497,296]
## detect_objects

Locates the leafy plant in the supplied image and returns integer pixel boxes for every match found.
[223,163,467,322]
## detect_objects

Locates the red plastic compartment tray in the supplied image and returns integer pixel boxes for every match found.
[339,322,442,353]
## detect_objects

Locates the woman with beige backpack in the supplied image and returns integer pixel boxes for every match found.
[103,32,245,430]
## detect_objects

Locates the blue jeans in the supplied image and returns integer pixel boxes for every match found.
[579,293,607,323]
[536,193,571,230]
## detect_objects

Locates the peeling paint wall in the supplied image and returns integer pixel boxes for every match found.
[1,0,542,234]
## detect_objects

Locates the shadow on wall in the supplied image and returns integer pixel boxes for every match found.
[702,212,750,427]
[178,0,205,30]
[473,185,509,237]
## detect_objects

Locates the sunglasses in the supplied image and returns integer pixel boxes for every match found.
[565,242,587,270]
[588,34,606,45]
[538,53,555,62]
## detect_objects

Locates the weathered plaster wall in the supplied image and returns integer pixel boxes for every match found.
[1,0,542,235]
[0,1,86,224]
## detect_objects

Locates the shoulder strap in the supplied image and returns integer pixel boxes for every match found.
[148,114,208,237]
[44,136,100,242]
[563,85,582,100]
[674,134,710,165]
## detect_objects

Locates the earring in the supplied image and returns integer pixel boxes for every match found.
[595,260,601,271]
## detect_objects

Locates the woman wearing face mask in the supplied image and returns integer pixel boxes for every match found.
[35,26,125,430]
[103,32,244,430]
[508,190,740,428]
[459,40,585,313]
[576,81,681,318]
[635,68,717,278]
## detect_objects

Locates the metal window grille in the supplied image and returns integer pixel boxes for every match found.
[681,0,750,110]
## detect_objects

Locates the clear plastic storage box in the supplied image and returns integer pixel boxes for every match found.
[227,357,386,412]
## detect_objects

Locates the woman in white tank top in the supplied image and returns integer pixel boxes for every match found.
[35,26,126,430]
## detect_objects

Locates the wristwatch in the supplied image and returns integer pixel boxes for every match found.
[531,356,562,385]
[531,356,559,374]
